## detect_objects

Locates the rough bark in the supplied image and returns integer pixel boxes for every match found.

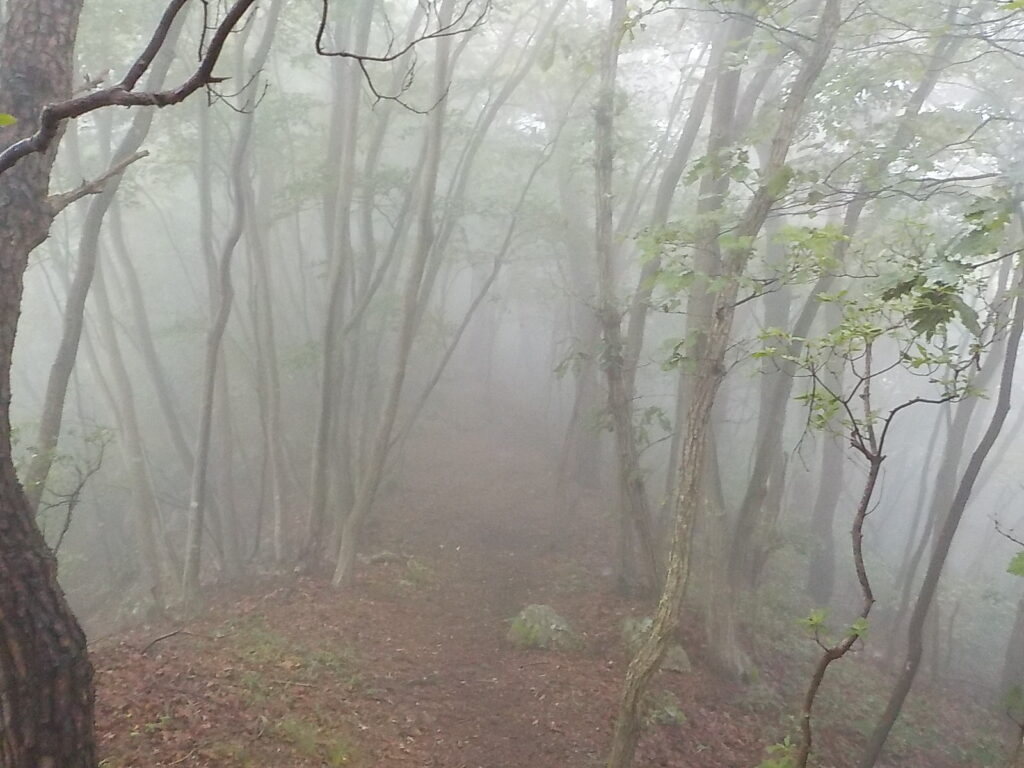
[606,4,840,763]
[0,1,94,765]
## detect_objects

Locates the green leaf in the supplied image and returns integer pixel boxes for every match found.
[950,296,982,336]
[848,617,869,638]
[799,608,827,631]
[0,113,16,127]
[1008,552,1024,577]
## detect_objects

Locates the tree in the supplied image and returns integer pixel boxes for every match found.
[859,253,1024,766]
[0,1,258,763]
[605,2,841,764]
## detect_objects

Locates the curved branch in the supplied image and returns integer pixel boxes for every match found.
[0,0,258,176]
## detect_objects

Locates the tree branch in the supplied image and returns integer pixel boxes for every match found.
[0,0,259,176]
[47,150,149,215]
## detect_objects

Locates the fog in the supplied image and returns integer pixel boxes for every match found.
[4,1,1024,766]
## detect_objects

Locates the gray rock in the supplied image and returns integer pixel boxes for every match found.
[507,604,582,651]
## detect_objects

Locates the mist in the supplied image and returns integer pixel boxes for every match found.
[3,1,1024,767]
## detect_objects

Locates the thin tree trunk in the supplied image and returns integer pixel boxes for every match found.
[606,4,839,762]
[90,261,173,607]
[593,0,660,593]
[332,0,456,587]
[245,163,289,563]
[302,0,373,566]
[859,256,1024,768]
[182,0,283,600]
[182,104,256,607]
[886,269,1011,659]
[107,201,194,475]
[20,11,186,510]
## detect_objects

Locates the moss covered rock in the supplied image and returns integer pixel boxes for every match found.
[507,604,582,651]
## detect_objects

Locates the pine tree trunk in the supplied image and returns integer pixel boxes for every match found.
[0,1,96,763]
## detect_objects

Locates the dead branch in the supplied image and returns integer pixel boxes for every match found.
[47,150,149,215]
[315,0,490,109]
[0,0,259,176]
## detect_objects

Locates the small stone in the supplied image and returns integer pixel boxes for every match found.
[506,605,582,651]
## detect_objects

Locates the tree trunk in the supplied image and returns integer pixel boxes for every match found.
[606,3,840,762]
[332,0,456,587]
[593,0,660,593]
[90,262,173,608]
[245,164,289,563]
[1004,597,1024,702]
[182,1,281,602]
[182,105,256,606]
[886,265,1012,660]
[0,0,96,764]
[302,0,372,567]
[20,9,186,511]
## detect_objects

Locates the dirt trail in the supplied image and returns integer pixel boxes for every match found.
[92,405,994,767]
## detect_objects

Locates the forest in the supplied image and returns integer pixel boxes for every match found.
[2,0,1024,766]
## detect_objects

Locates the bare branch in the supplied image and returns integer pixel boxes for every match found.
[0,0,259,176]
[316,0,489,63]
[315,0,489,110]
[47,150,149,215]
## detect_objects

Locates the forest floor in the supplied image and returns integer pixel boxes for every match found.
[92,397,1006,767]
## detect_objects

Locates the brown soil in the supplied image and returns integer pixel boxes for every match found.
[93,405,1000,767]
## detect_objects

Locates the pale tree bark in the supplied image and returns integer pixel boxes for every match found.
[554,139,604,495]
[90,259,175,608]
[1004,596,1024,702]
[332,0,456,587]
[21,11,187,511]
[107,202,194,475]
[885,262,1013,659]
[183,0,282,602]
[302,0,374,567]
[805,434,843,603]
[593,0,661,593]
[182,111,253,605]
[859,254,1024,768]
[730,0,977,593]
[245,161,290,563]
[621,24,726,394]
[686,6,758,679]
[605,4,840,764]
[876,409,945,624]
[729,213,792,587]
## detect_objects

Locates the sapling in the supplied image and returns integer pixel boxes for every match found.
[756,275,989,767]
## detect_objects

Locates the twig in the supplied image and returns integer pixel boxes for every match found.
[169,750,196,766]
[47,150,149,214]
[141,629,205,654]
